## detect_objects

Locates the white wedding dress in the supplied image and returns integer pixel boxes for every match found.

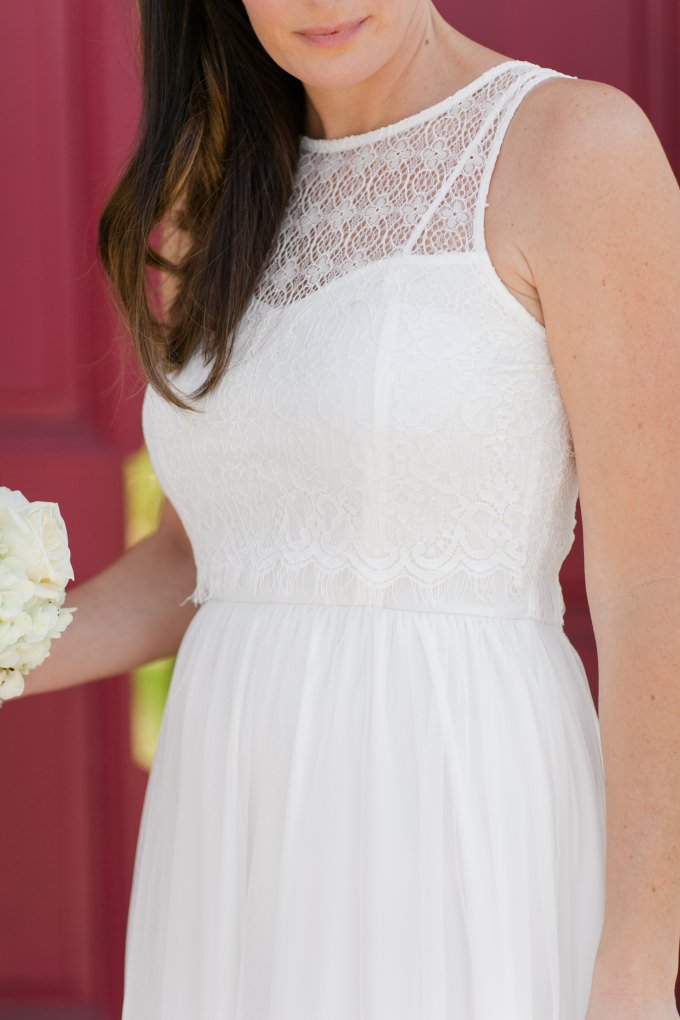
[122,59,607,1020]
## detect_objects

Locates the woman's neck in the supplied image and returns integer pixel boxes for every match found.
[300,10,497,143]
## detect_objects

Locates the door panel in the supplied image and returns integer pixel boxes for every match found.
[0,3,145,1017]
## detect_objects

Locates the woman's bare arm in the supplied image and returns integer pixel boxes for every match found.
[17,202,201,700]
[20,501,198,698]
[523,79,680,1008]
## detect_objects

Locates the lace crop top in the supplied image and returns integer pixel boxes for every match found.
[142,58,580,625]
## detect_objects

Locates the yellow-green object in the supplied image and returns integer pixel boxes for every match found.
[122,444,175,772]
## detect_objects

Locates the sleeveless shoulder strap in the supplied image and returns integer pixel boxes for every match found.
[403,63,577,256]
[470,65,578,250]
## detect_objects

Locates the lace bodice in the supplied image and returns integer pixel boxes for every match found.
[142,59,580,625]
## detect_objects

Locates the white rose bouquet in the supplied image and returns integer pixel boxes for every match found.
[0,486,77,706]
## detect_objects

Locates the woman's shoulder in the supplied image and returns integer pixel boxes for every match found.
[489,67,668,283]
[524,69,654,153]
[481,64,673,335]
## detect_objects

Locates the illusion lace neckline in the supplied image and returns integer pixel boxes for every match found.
[298,58,531,153]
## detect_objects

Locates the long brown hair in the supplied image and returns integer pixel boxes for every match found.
[97,0,305,411]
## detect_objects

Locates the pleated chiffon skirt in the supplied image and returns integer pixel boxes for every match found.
[121,598,606,1020]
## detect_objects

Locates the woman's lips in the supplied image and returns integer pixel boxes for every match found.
[296,16,368,47]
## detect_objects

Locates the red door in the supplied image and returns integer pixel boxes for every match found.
[0,3,146,1017]
[0,2,677,1016]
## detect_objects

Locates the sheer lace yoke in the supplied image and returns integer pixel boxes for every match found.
[253,60,571,311]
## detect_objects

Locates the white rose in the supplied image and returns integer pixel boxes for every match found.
[26,501,75,587]
[0,591,24,620]
[0,555,35,610]
[22,599,75,644]
[0,488,76,696]
[22,600,59,642]
[0,486,30,516]
[46,605,76,638]
[0,611,34,659]
[0,502,50,589]
[0,487,74,591]
[10,636,53,674]
[0,670,25,699]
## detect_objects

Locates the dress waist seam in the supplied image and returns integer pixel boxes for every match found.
[201,595,564,628]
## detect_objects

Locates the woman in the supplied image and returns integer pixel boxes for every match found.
[24,0,680,1017]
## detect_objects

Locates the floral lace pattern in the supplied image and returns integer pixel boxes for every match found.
[142,60,579,625]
